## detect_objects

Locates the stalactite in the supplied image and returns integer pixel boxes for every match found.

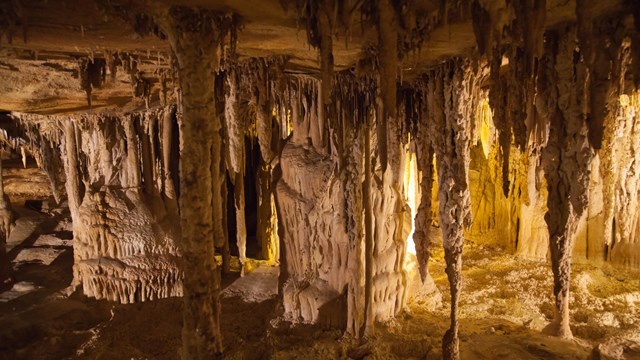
[589,23,618,151]
[13,110,184,306]
[592,28,628,261]
[509,0,546,150]
[474,0,547,198]
[239,57,280,264]
[78,58,106,108]
[154,6,235,357]
[608,90,640,267]
[250,59,275,163]
[595,36,637,266]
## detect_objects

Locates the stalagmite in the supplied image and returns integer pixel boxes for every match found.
[155,6,234,357]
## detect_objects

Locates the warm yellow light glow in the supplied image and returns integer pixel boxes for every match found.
[404,143,420,257]
[477,99,494,158]
[620,94,630,107]
[272,106,293,138]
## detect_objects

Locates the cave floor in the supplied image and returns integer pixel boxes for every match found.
[1,204,640,359]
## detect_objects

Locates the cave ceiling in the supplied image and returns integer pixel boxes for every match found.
[0,0,627,115]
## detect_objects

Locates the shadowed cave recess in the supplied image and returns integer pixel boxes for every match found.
[1,0,640,359]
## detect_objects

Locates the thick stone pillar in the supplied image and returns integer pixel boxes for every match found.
[0,154,12,284]
[428,59,474,360]
[540,28,594,339]
[61,119,83,287]
[155,7,232,357]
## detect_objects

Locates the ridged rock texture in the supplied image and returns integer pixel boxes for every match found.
[0,152,13,284]
[14,109,183,304]
[3,0,640,359]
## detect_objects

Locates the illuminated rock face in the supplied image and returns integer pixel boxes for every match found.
[273,76,411,333]
[71,111,182,304]
[4,1,640,358]
[17,109,183,304]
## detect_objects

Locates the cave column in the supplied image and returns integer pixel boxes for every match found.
[155,7,231,357]
[39,138,67,204]
[61,118,83,287]
[161,108,176,204]
[254,70,277,263]
[124,115,142,189]
[141,113,156,195]
[363,118,374,336]
[429,60,474,360]
[234,171,247,272]
[540,28,594,339]
[413,107,435,283]
[257,163,276,262]
[0,152,12,283]
[224,69,247,273]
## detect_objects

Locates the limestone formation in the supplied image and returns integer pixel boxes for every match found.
[154,6,235,357]
[1,1,640,359]
[13,110,183,303]
[427,59,476,360]
[0,153,12,284]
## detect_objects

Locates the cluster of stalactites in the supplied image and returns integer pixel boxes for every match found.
[225,56,387,166]
[12,106,178,200]
[77,51,174,109]
[285,0,468,132]
[471,1,640,200]
[8,114,67,203]
[470,0,545,197]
